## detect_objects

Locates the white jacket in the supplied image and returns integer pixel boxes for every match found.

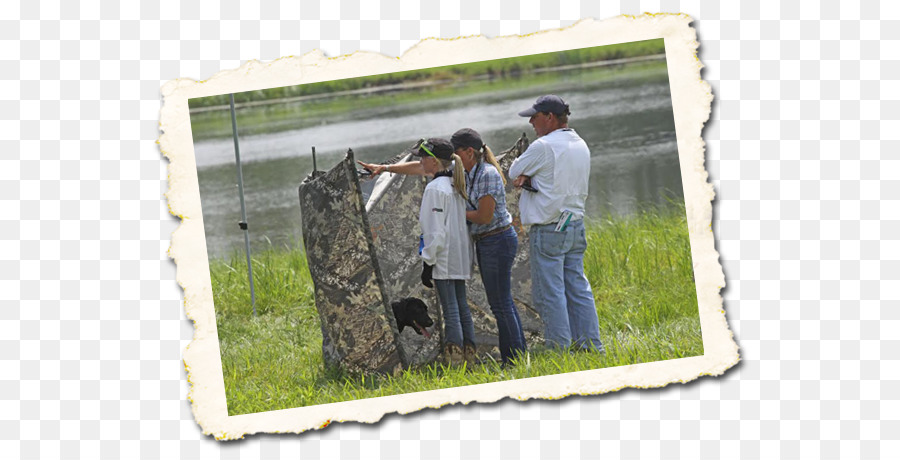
[419,176,473,280]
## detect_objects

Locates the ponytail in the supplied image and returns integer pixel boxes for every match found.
[436,155,469,202]
[450,153,469,202]
[481,145,506,186]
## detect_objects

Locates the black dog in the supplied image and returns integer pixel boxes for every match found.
[391,297,434,338]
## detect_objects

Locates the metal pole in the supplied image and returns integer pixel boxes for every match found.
[229,94,256,315]
[311,146,317,173]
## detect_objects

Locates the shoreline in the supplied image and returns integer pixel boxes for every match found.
[187,59,672,144]
[189,54,667,115]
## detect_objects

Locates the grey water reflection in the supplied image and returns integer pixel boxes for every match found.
[195,64,681,259]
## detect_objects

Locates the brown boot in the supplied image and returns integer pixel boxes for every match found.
[463,342,477,365]
[444,343,463,366]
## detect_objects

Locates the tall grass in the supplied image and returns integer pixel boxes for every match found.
[583,205,702,365]
[211,237,315,317]
[211,206,702,415]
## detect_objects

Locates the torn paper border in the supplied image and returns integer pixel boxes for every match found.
[159,14,738,439]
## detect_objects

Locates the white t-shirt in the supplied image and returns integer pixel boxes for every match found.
[419,176,474,280]
[508,128,591,226]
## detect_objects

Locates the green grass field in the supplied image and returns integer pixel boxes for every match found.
[210,206,702,415]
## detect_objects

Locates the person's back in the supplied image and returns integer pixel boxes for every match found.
[420,175,472,280]
[545,128,590,216]
[416,137,477,365]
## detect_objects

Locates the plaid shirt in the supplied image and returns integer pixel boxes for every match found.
[466,162,512,236]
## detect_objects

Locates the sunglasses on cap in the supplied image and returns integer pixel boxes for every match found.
[415,139,439,160]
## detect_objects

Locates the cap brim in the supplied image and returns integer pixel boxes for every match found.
[518,107,538,117]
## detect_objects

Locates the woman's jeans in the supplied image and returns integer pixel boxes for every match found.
[528,219,603,351]
[476,227,527,363]
[434,279,476,348]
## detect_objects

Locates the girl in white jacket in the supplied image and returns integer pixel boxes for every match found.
[416,138,476,365]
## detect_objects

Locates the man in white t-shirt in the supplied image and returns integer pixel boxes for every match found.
[508,95,604,352]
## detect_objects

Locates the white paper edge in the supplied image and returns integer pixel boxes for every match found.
[158,14,738,440]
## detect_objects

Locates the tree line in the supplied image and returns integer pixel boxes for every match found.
[188,39,665,109]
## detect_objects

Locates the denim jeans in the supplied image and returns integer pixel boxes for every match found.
[528,219,604,351]
[476,226,527,363]
[434,279,476,348]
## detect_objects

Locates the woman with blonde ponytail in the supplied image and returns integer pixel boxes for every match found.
[415,138,476,365]
[450,128,526,366]
[449,152,468,201]
[479,144,506,186]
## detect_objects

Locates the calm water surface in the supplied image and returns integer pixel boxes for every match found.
[195,64,681,259]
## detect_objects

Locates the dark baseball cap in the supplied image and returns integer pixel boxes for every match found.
[413,138,454,161]
[450,128,484,151]
[517,95,571,117]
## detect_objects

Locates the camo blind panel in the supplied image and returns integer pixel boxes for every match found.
[298,150,407,375]
[298,135,544,373]
[363,135,544,359]
[364,148,444,367]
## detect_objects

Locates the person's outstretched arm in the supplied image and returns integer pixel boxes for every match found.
[357,160,426,177]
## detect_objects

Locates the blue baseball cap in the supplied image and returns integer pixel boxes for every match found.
[517,95,571,117]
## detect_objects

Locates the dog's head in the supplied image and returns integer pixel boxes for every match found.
[391,297,434,338]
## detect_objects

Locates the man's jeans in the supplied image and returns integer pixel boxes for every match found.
[434,279,476,348]
[476,227,527,364]
[528,219,604,351]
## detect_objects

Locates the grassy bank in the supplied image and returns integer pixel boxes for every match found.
[188,59,669,142]
[211,206,702,415]
[189,39,665,110]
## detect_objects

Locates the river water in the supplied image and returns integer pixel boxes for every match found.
[194,62,682,259]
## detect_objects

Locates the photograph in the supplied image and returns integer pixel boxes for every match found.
[11,0,888,454]
[186,37,705,416]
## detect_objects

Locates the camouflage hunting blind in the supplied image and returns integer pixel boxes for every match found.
[298,134,542,375]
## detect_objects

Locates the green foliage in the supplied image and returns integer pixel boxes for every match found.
[210,237,315,317]
[189,60,669,141]
[212,204,702,415]
[188,39,665,110]
[583,203,700,359]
